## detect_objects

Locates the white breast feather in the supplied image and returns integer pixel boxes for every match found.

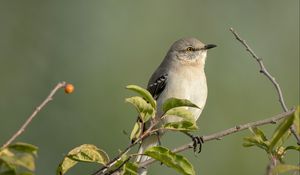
[156,66,207,124]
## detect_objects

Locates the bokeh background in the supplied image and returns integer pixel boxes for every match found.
[0,1,299,174]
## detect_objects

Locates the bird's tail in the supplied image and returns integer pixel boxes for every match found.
[136,135,159,175]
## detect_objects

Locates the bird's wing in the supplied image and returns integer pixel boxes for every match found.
[147,73,168,100]
[130,72,168,143]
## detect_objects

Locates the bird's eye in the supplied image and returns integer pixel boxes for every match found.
[186,47,193,51]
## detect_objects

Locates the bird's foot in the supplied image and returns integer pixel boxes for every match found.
[184,132,204,153]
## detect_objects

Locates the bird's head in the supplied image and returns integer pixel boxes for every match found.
[167,37,216,66]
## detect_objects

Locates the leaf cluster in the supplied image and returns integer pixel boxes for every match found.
[0,142,37,175]
[1,85,299,175]
[57,85,200,175]
[243,106,300,174]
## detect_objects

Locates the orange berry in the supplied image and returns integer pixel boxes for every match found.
[64,84,74,94]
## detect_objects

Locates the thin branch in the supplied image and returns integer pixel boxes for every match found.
[266,155,279,175]
[139,109,296,168]
[93,119,160,175]
[229,28,288,111]
[92,142,136,175]
[104,157,131,175]
[229,28,300,145]
[1,81,67,149]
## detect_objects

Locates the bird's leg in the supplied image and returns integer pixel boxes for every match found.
[183,132,204,153]
[155,131,162,146]
[154,131,164,166]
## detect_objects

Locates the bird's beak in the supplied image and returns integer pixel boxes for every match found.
[204,44,217,50]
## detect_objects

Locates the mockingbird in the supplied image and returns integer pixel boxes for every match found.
[137,37,216,175]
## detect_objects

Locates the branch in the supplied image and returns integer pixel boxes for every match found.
[266,155,279,175]
[229,28,300,145]
[139,109,296,168]
[229,28,288,110]
[1,81,67,149]
[93,119,160,175]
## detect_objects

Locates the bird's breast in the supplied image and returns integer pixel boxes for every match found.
[157,67,207,123]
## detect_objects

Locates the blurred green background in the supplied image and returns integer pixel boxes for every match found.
[0,0,299,174]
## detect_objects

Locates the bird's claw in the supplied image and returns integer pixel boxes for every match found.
[191,135,204,153]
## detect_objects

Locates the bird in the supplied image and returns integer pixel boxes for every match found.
[137,37,216,174]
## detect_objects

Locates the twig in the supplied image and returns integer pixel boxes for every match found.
[104,157,131,175]
[1,81,67,149]
[229,28,300,145]
[139,109,296,168]
[92,142,136,175]
[93,119,160,175]
[229,28,288,110]
[266,154,279,175]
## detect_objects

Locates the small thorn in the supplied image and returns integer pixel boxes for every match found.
[122,130,128,135]
[271,120,277,124]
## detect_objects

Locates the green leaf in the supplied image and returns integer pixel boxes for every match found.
[0,143,37,174]
[0,153,35,171]
[110,154,129,171]
[249,127,268,141]
[57,157,76,175]
[126,96,155,122]
[294,106,300,135]
[272,164,300,174]
[67,144,109,164]
[0,149,14,157]
[269,113,295,151]
[242,136,269,152]
[0,151,16,170]
[277,131,291,147]
[8,142,38,156]
[126,85,156,109]
[284,145,300,152]
[144,146,195,175]
[122,162,138,175]
[164,107,195,123]
[130,122,143,142]
[19,172,34,175]
[162,98,199,113]
[0,170,16,175]
[57,144,109,175]
[164,121,198,132]
[243,127,270,151]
